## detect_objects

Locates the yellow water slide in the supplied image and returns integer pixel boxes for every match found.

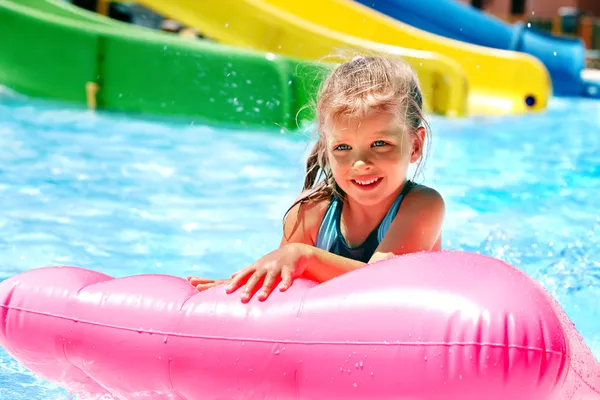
[108,0,551,116]
[99,0,468,117]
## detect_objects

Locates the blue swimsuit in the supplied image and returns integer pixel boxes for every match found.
[315,181,416,263]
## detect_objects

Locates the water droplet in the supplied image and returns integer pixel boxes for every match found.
[274,350,280,355]
[370,372,374,376]
[459,374,463,380]
[448,349,452,354]
[359,361,363,368]
[353,383,357,388]
[424,356,428,361]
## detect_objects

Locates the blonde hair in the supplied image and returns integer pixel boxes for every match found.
[285,54,430,223]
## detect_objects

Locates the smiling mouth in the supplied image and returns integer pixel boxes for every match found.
[351,177,383,190]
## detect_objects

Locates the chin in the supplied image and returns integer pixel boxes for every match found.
[346,187,392,206]
[343,178,404,207]
[350,195,387,207]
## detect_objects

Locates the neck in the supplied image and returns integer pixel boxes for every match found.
[343,179,408,225]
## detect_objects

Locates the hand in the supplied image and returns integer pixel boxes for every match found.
[225,243,312,303]
[187,276,232,292]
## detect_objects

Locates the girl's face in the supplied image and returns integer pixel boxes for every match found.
[324,111,424,207]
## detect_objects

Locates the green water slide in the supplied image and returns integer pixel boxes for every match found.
[0,0,326,130]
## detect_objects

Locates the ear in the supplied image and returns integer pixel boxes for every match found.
[410,127,426,163]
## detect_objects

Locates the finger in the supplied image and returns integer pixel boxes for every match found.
[225,268,253,294]
[258,271,280,301]
[195,282,221,292]
[240,270,266,303]
[188,275,210,281]
[189,277,214,286]
[279,269,293,291]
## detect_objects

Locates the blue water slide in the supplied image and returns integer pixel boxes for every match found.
[355,0,588,98]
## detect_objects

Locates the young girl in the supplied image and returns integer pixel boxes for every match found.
[188,55,445,303]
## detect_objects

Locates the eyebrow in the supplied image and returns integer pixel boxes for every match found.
[328,128,400,143]
[369,129,402,138]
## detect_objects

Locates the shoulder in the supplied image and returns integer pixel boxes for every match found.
[281,190,331,246]
[404,183,445,211]
[370,183,445,261]
[398,183,445,224]
[391,182,445,232]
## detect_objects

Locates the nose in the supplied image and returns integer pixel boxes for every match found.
[352,150,373,172]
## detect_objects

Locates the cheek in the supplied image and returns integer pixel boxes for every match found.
[379,147,406,164]
[329,159,347,179]
[328,152,348,170]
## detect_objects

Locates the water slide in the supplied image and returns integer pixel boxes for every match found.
[122,0,552,116]
[0,0,329,130]
[101,0,469,117]
[355,0,600,99]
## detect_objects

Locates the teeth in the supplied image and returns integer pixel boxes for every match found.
[354,177,380,185]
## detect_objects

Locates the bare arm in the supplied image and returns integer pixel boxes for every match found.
[369,185,445,263]
[280,195,366,282]
[299,186,445,283]
[298,244,366,282]
[225,186,444,300]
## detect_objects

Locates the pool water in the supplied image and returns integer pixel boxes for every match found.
[0,87,599,399]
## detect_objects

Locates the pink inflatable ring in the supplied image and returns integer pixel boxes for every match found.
[0,250,598,399]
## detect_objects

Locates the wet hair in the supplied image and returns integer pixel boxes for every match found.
[284,54,430,227]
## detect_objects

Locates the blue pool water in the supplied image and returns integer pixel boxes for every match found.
[0,87,599,399]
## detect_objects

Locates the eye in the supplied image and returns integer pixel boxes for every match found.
[372,140,388,147]
[334,144,351,151]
